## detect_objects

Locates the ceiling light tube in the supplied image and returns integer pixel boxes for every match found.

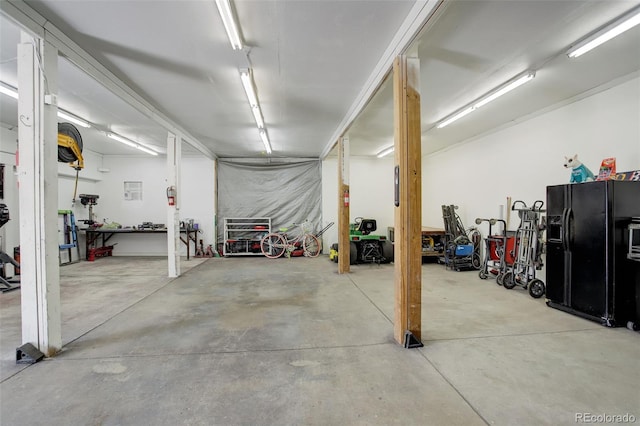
[473,71,535,109]
[108,133,158,156]
[259,129,272,154]
[240,70,266,128]
[376,146,394,158]
[436,70,535,129]
[135,145,159,156]
[58,110,91,128]
[240,69,258,107]
[215,0,243,50]
[567,5,640,58]
[108,132,137,148]
[0,82,19,100]
[251,106,265,129]
[436,106,476,129]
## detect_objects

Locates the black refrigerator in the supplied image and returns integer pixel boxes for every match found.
[546,180,640,327]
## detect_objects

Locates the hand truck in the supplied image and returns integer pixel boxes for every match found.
[475,218,508,282]
[502,200,546,298]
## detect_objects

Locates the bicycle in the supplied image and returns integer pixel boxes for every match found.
[260,220,321,259]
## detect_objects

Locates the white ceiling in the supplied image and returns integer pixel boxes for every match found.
[1,0,639,160]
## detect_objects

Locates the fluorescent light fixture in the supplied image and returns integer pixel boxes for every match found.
[259,129,272,154]
[135,145,159,156]
[107,133,158,156]
[567,6,640,58]
[215,0,243,50]
[473,71,535,109]
[240,70,258,107]
[240,69,266,129]
[436,70,535,129]
[376,146,394,158]
[0,82,19,99]
[58,110,91,128]
[108,132,137,147]
[436,106,476,129]
[251,106,265,129]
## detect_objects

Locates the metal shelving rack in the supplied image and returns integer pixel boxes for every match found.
[223,217,271,256]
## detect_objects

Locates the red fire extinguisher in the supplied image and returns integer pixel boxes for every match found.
[343,189,350,207]
[166,186,177,206]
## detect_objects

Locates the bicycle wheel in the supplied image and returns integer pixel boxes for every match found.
[303,234,321,257]
[261,233,286,258]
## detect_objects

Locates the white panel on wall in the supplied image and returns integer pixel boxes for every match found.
[423,75,640,234]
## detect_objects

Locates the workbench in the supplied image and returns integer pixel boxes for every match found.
[82,228,198,260]
[419,227,446,257]
[387,226,446,257]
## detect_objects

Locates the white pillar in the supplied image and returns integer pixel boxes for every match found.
[167,132,181,277]
[212,159,218,251]
[17,33,62,356]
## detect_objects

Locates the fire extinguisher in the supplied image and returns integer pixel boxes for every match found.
[166,186,177,206]
[343,189,350,207]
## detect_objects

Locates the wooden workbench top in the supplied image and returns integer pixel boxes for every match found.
[421,227,446,235]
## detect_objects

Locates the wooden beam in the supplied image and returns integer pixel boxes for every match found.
[393,55,422,346]
[17,35,61,356]
[338,137,350,273]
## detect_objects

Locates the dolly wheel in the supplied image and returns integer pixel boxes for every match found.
[479,270,487,279]
[496,273,504,286]
[472,253,482,270]
[502,271,516,289]
[528,279,545,298]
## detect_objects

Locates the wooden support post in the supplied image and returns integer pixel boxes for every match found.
[338,136,350,273]
[167,132,181,278]
[17,34,62,356]
[393,55,422,346]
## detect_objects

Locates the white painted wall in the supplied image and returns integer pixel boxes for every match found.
[321,75,640,249]
[95,155,215,256]
[322,156,395,251]
[423,74,640,234]
[2,123,215,259]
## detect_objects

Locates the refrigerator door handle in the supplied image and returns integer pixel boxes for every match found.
[562,208,570,252]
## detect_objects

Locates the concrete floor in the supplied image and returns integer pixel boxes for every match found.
[0,256,638,425]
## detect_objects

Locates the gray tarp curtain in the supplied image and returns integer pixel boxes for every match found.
[217,160,322,242]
